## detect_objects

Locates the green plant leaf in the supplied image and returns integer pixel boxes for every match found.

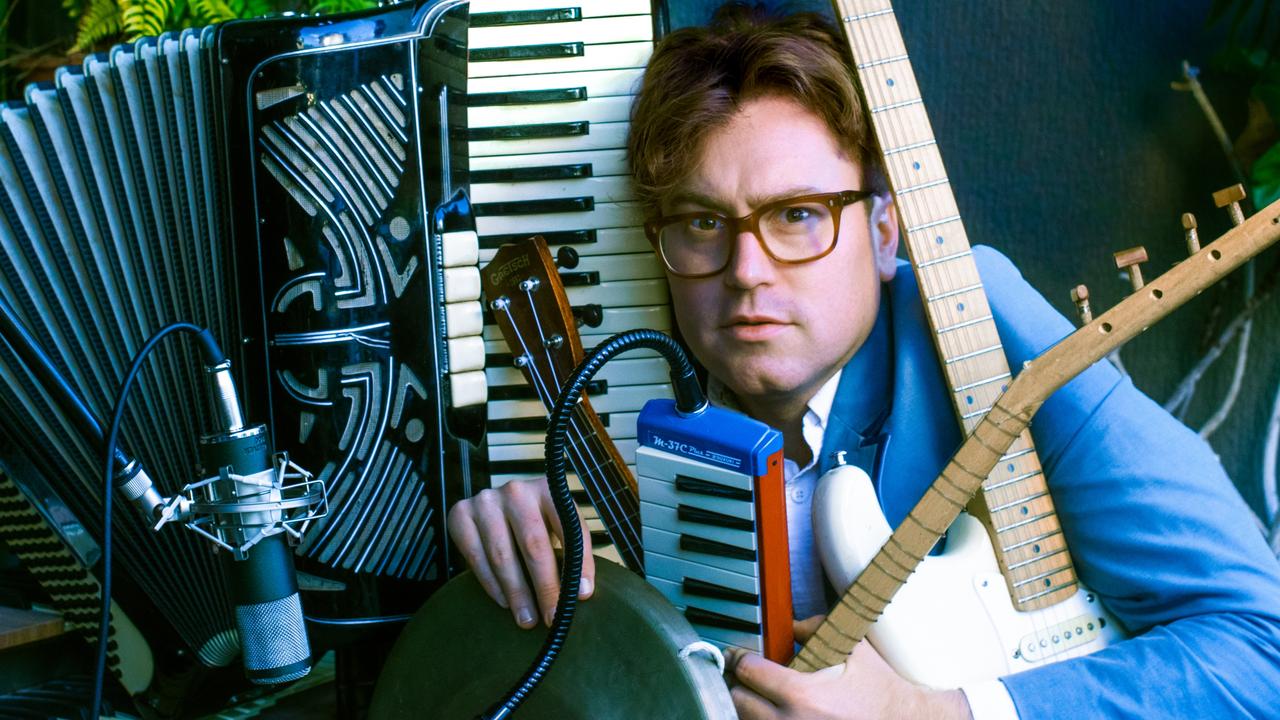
[121,0,178,38]
[192,0,238,23]
[1251,140,1280,209]
[228,0,274,18]
[73,0,123,50]
[310,0,378,17]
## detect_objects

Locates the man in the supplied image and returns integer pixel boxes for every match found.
[446,8,1280,718]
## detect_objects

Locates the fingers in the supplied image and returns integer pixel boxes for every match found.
[540,487,595,603]
[731,651,798,707]
[792,614,826,643]
[445,504,506,609]
[471,489,539,628]
[501,480,563,627]
[731,684,781,720]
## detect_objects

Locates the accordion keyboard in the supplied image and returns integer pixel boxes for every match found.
[468,0,674,551]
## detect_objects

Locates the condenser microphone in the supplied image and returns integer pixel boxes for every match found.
[196,422,312,684]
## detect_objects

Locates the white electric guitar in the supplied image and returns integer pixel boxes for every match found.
[805,0,1263,686]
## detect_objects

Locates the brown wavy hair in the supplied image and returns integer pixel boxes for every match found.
[628,4,889,216]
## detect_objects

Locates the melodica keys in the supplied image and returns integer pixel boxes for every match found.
[637,399,794,662]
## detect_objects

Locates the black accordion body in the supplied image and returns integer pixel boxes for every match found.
[0,0,670,708]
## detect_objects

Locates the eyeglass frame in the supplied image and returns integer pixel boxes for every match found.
[643,189,877,279]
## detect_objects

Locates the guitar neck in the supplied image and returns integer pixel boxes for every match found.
[568,399,644,571]
[835,0,1075,610]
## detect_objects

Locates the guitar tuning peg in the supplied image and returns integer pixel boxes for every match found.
[1182,213,1200,254]
[1113,246,1149,292]
[556,246,580,269]
[1213,184,1246,226]
[572,303,604,329]
[1070,284,1093,325]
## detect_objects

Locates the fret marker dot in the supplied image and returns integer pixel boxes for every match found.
[1001,384,1008,392]
[1033,544,1041,553]
[957,302,965,312]
[1007,463,1015,472]
[1044,579,1053,587]
[1021,506,1029,515]
[913,161,921,170]
[965,395,974,405]
[935,235,944,245]
[887,78,895,86]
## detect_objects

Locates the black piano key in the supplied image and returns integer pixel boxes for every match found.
[558,270,599,287]
[683,577,758,605]
[489,380,607,401]
[469,120,589,142]
[685,606,761,634]
[472,8,582,27]
[491,459,548,475]
[675,475,753,502]
[487,414,613,433]
[480,228,596,249]
[470,87,587,107]
[474,196,594,216]
[677,504,754,532]
[471,43,585,62]
[680,534,756,562]
[472,163,593,184]
[590,530,614,547]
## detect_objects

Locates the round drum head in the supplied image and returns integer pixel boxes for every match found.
[371,560,735,719]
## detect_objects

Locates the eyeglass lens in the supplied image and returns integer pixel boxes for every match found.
[658,199,837,275]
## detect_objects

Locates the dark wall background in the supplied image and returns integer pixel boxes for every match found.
[667,0,1280,522]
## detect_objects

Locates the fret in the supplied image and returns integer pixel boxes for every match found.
[1002,531,1069,570]
[894,176,949,196]
[925,282,983,302]
[1011,562,1075,590]
[952,372,1010,394]
[893,184,960,228]
[884,143,947,191]
[937,312,991,333]
[959,404,993,421]
[884,138,936,156]
[994,509,1058,534]
[1019,578,1078,605]
[855,53,908,70]
[841,13,907,65]
[990,490,1050,514]
[943,344,1002,365]
[857,56,920,107]
[936,320,1000,363]
[906,220,969,263]
[867,102,934,148]
[870,97,924,115]
[1001,527,1064,554]
[983,469,1044,493]
[915,248,974,271]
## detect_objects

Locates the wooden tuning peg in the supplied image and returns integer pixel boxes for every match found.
[1181,213,1200,254]
[1213,184,1246,226]
[1070,284,1093,325]
[1113,246,1149,291]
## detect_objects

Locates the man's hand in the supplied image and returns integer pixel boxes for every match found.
[446,478,595,629]
[727,616,972,720]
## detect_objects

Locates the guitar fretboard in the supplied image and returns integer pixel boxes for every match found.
[836,0,1074,610]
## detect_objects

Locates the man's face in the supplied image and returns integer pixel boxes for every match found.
[662,95,899,412]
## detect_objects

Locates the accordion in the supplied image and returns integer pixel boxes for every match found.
[0,0,671,704]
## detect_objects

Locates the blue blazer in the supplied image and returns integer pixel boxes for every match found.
[818,246,1280,718]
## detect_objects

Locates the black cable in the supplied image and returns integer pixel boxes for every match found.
[479,329,704,720]
[92,322,215,720]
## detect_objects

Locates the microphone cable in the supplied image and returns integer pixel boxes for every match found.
[479,328,705,720]
[95,322,220,720]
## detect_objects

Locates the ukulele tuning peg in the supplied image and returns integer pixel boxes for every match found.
[1113,246,1149,292]
[1070,284,1093,325]
[1213,184,1246,226]
[1182,213,1200,254]
[555,246,581,269]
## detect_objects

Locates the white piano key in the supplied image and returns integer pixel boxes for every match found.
[488,382,671,418]
[644,527,758,580]
[470,94,633,129]
[441,229,479,267]
[489,439,640,463]
[471,174,635,205]
[471,148,629,177]
[469,0,651,18]
[679,618,763,654]
[470,16,653,50]
[469,120,630,157]
[486,355,671,388]
[470,67,644,98]
[476,201,642,235]
[640,502,756,551]
[479,226,650,261]
[638,475,755,521]
[470,41,652,79]
[644,548,759,594]
[449,370,488,408]
[448,335,486,373]
[443,266,481,302]
[636,446,756,492]
[445,301,483,337]
[488,411,640,446]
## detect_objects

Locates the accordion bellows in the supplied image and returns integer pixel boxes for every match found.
[0,0,482,671]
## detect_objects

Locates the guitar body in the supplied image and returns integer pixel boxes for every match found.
[813,464,1123,687]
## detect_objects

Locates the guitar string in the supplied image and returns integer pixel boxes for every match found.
[515,284,644,565]
[498,292,643,567]
[495,300,643,569]
[846,3,1082,663]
